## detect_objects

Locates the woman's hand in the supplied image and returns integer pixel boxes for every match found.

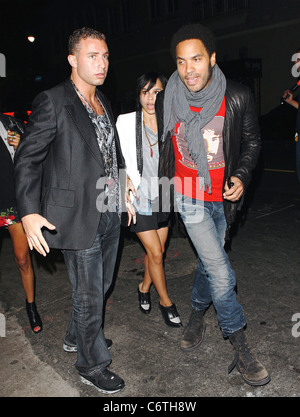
[125,176,137,225]
[7,130,20,150]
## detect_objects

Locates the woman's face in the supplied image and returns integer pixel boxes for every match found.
[139,79,163,116]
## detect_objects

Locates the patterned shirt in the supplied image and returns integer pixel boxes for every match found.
[71,81,121,214]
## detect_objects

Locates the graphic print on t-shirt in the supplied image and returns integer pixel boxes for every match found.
[175,115,225,171]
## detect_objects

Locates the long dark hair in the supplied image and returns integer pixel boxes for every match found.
[136,71,167,111]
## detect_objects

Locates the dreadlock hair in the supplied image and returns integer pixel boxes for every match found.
[170,23,216,61]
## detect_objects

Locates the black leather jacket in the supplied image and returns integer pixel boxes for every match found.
[156,79,261,228]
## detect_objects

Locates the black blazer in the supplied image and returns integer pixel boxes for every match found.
[14,79,125,250]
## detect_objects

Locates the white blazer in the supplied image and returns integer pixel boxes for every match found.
[116,111,142,192]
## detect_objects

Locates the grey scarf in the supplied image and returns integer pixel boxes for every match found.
[163,64,226,193]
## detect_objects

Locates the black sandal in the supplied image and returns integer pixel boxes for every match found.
[26,300,43,333]
[137,286,151,314]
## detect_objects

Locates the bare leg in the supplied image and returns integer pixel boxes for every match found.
[8,222,42,332]
[8,222,35,303]
[137,227,171,307]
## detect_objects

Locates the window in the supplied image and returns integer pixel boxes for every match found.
[150,0,162,19]
[194,0,248,19]
[106,0,132,37]
[149,0,179,20]
[167,0,179,14]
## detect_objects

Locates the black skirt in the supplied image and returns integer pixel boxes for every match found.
[130,210,170,233]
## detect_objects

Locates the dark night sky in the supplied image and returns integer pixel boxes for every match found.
[0,0,299,128]
[1,0,108,113]
[0,1,56,113]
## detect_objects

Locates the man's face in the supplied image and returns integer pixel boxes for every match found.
[176,39,216,92]
[68,37,109,87]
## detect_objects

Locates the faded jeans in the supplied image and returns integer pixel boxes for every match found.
[62,211,120,375]
[176,193,246,337]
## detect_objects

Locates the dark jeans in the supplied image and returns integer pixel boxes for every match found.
[62,211,120,375]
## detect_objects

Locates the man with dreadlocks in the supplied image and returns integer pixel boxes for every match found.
[156,23,270,387]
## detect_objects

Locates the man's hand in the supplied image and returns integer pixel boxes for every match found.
[21,213,56,257]
[283,90,293,105]
[223,176,244,202]
[283,89,299,109]
[125,176,137,226]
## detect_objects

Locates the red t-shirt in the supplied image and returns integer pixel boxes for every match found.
[172,98,225,201]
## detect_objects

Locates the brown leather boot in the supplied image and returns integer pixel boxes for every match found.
[181,308,206,352]
[228,329,270,386]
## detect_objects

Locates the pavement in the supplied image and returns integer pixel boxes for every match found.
[0,139,300,400]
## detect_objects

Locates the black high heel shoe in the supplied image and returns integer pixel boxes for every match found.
[26,300,43,333]
[137,286,151,314]
[159,303,182,327]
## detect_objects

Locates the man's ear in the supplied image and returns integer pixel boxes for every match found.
[68,54,77,68]
[210,52,216,68]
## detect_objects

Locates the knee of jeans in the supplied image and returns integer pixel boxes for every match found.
[210,275,236,300]
[192,291,207,306]
[73,290,103,312]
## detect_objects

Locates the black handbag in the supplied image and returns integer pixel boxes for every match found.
[0,113,25,135]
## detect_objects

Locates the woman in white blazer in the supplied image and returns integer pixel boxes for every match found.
[116,72,182,328]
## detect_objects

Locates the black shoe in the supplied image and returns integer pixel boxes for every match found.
[159,302,182,327]
[79,368,125,394]
[228,329,271,386]
[181,308,206,351]
[137,286,151,314]
[25,300,43,334]
[63,338,112,353]
[105,338,112,349]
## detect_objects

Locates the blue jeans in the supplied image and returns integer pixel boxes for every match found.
[176,193,246,337]
[62,211,120,375]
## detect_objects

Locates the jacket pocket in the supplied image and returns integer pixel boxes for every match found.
[46,187,75,208]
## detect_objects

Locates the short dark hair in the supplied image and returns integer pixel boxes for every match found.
[170,23,216,61]
[136,71,168,110]
[68,27,106,55]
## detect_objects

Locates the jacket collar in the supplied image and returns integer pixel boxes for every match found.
[63,78,105,166]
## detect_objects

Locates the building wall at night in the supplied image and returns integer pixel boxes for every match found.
[1,0,299,118]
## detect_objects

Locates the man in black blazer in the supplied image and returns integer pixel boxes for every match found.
[14,27,135,394]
